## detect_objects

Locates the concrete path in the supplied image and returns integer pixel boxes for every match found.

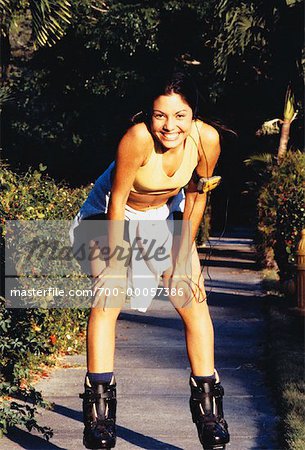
[2,236,279,450]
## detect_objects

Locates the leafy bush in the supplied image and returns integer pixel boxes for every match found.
[246,150,305,281]
[0,162,90,221]
[0,162,90,439]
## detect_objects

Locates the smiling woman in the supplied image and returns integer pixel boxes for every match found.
[69,71,230,450]
[151,93,193,148]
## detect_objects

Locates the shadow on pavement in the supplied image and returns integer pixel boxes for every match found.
[209,291,265,310]
[5,419,183,450]
[200,258,258,270]
[205,279,262,293]
[53,404,183,450]
[4,427,65,450]
[117,425,183,449]
[119,312,183,330]
[198,248,256,260]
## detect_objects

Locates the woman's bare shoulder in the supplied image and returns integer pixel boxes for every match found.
[194,120,220,174]
[126,122,153,144]
[116,122,153,165]
[195,119,220,147]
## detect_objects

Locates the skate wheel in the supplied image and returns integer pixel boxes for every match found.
[204,446,225,450]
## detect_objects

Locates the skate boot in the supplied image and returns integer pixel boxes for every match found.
[79,375,117,449]
[189,372,230,450]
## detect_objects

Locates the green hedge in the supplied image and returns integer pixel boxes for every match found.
[0,163,90,438]
[253,150,305,281]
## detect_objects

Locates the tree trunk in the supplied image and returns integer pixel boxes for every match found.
[277,119,291,164]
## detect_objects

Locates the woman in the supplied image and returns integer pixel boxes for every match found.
[71,72,230,450]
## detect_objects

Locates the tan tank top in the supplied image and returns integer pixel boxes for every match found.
[130,120,202,194]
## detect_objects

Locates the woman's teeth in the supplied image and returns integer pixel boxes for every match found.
[162,133,179,141]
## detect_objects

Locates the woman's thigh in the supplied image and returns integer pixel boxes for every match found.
[72,218,129,309]
[72,214,107,275]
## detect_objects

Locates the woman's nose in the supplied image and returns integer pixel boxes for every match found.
[163,117,175,131]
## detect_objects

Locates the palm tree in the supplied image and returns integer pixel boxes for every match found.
[213,0,304,89]
[214,0,267,80]
[256,85,297,164]
[0,0,72,79]
[277,85,297,163]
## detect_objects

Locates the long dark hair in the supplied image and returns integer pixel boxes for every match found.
[131,70,235,140]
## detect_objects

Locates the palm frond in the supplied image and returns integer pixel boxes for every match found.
[244,153,274,167]
[0,86,13,108]
[214,2,266,79]
[283,85,296,121]
[256,118,282,136]
[29,0,72,48]
[286,0,303,6]
[0,0,23,35]
[0,0,11,10]
[0,0,13,12]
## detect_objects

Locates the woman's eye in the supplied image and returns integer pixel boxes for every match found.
[177,114,186,119]
[154,114,164,119]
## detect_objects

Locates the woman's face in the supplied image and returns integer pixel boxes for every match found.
[150,93,193,150]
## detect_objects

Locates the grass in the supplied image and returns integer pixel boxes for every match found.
[266,294,305,450]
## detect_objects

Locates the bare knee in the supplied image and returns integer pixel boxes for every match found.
[89,306,121,323]
[176,299,211,328]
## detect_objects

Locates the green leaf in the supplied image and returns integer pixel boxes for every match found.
[29,0,72,48]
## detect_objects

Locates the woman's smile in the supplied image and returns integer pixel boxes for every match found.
[151,93,193,150]
[160,131,181,141]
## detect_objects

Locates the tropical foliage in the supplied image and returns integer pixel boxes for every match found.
[246,150,305,282]
[0,162,90,438]
[2,0,303,186]
[0,0,72,47]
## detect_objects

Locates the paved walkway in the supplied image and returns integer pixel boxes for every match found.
[2,236,279,449]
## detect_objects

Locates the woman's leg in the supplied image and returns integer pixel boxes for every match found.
[176,299,214,376]
[173,244,230,449]
[87,307,121,372]
[79,235,127,449]
[86,238,123,373]
[174,243,214,376]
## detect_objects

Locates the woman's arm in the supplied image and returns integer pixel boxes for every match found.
[106,123,152,269]
[108,123,151,218]
[176,123,221,264]
[185,123,220,241]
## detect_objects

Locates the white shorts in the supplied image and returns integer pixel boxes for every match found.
[69,190,187,312]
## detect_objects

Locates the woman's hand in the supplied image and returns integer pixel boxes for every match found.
[92,265,127,309]
[166,262,194,308]
[169,262,206,308]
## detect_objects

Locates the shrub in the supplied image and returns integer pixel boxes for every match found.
[0,162,90,439]
[247,150,305,281]
[0,162,90,221]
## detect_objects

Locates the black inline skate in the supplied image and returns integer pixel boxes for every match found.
[80,375,117,449]
[189,372,230,450]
